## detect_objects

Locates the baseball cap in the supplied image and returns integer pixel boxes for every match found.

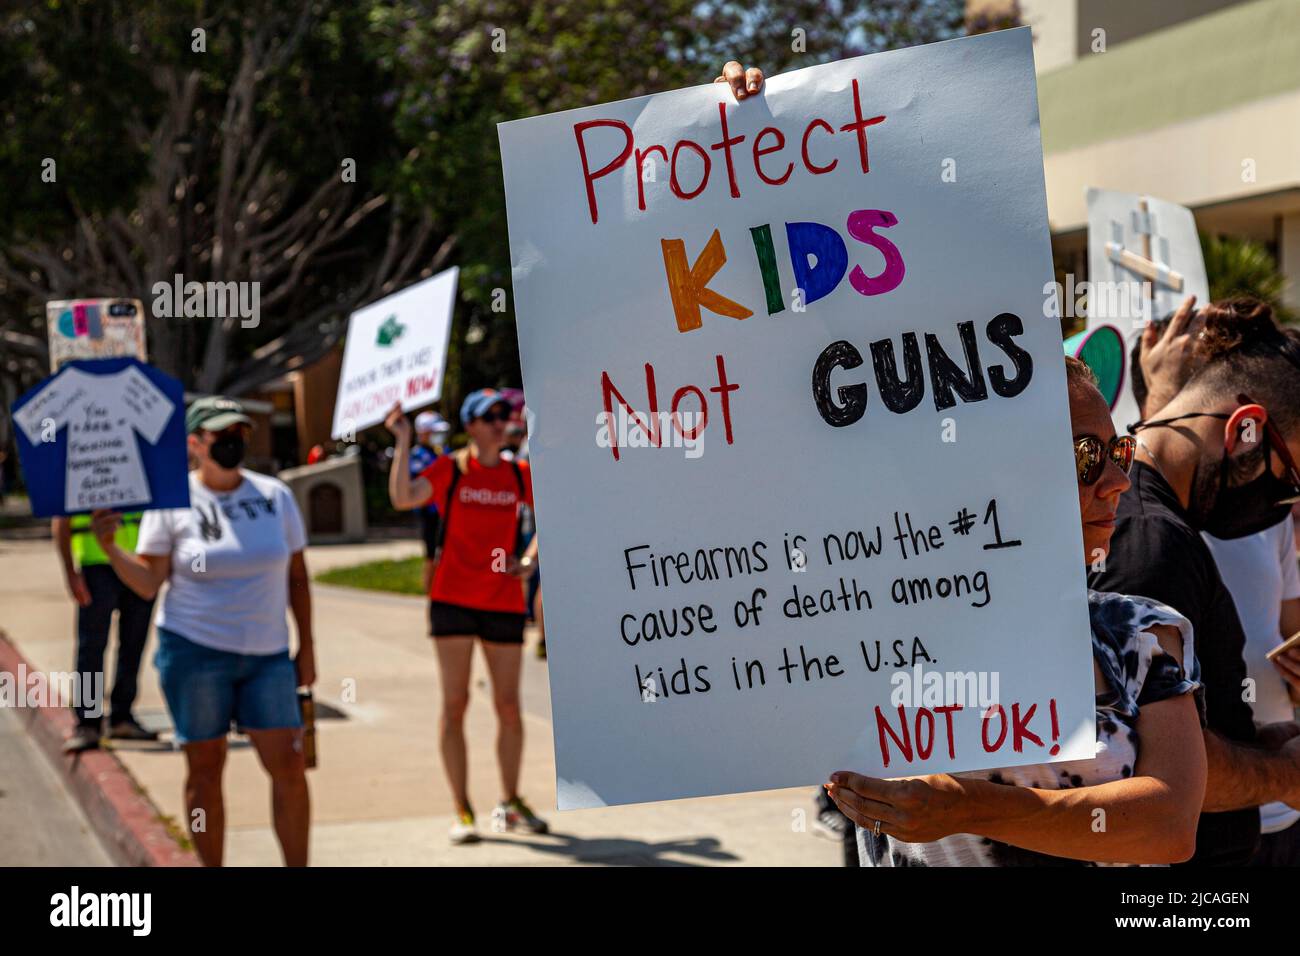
[414,411,451,434]
[186,395,252,434]
[459,388,510,426]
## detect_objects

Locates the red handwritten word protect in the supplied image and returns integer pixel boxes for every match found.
[573,79,885,225]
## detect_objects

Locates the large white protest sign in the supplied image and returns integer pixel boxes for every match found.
[330,267,459,439]
[1085,189,1209,431]
[500,28,1095,809]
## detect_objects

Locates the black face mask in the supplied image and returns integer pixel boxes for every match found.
[209,433,246,470]
[1200,429,1296,539]
[1132,410,1298,539]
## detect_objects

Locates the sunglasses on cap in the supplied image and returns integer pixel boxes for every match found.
[1075,434,1136,486]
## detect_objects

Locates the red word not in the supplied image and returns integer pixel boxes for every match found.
[874,704,963,768]
[599,354,738,461]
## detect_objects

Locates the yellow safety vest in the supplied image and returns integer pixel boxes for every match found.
[69,513,142,568]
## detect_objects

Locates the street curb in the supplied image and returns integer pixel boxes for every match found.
[0,629,199,867]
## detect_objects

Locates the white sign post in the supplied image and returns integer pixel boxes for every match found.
[1086,189,1209,431]
[330,267,459,439]
[500,28,1095,809]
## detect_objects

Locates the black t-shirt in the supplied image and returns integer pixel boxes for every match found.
[1088,461,1260,866]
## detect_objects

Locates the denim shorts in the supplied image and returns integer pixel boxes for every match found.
[155,627,301,743]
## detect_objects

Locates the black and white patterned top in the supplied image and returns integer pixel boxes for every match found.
[857,589,1204,867]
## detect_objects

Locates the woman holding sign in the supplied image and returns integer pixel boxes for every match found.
[90,396,314,867]
[716,59,1208,866]
[825,358,1207,865]
[386,392,546,845]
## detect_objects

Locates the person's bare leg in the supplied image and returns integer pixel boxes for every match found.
[481,640,524,801]
[433,636,475,812]
[248,727,310,867]
[183,738,227,867]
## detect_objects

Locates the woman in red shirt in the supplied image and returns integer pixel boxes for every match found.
[386,391,545,844]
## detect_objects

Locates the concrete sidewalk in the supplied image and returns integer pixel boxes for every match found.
[0,703,112,866]
[0,535,840,866]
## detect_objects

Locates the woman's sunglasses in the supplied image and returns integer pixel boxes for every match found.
[476,410,510,424]
[1075,434,1136,486]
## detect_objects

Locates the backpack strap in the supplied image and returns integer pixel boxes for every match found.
[509,460,526,557]
[433,449,471,558]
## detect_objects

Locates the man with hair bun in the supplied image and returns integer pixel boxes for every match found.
[1093,295,1300,865]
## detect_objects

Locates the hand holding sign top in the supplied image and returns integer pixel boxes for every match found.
[383,401,411,442]
[714,61,764,99]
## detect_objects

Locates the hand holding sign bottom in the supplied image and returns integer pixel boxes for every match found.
[826,770,969,843]
[90,509,123,555]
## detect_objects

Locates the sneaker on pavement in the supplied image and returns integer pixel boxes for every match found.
[63,725,101,753]
[493,796,550,834]
[108,717,159,741]
[449,809,480,845]
[812,805,850,841]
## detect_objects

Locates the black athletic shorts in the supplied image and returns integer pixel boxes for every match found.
[429,600,526,644]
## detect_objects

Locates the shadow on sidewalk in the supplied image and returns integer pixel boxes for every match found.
[479,831,739,866]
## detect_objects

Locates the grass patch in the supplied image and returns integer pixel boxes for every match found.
[315,556,425,595]
[156,813,194,851]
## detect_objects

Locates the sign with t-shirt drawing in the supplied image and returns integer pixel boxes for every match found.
[330,267,459,439]
[499,28,1096,809]
[11,357,189,517]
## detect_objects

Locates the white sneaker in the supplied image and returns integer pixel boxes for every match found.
[449,809,480,844]
[492,797,550,834]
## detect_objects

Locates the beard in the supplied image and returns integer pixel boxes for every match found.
[1186,440,1268,528]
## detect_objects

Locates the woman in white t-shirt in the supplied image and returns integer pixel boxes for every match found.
[92,396,314,867]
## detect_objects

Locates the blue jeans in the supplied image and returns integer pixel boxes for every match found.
[155,627,301,743]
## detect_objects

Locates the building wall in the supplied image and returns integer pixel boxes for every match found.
[1035,0,1300,306]
[1026,0,1300,312]
[292,346,342,453]
[1074,0,1251,56]
[1020,0,1077,74]
[1044,87,1300,231]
